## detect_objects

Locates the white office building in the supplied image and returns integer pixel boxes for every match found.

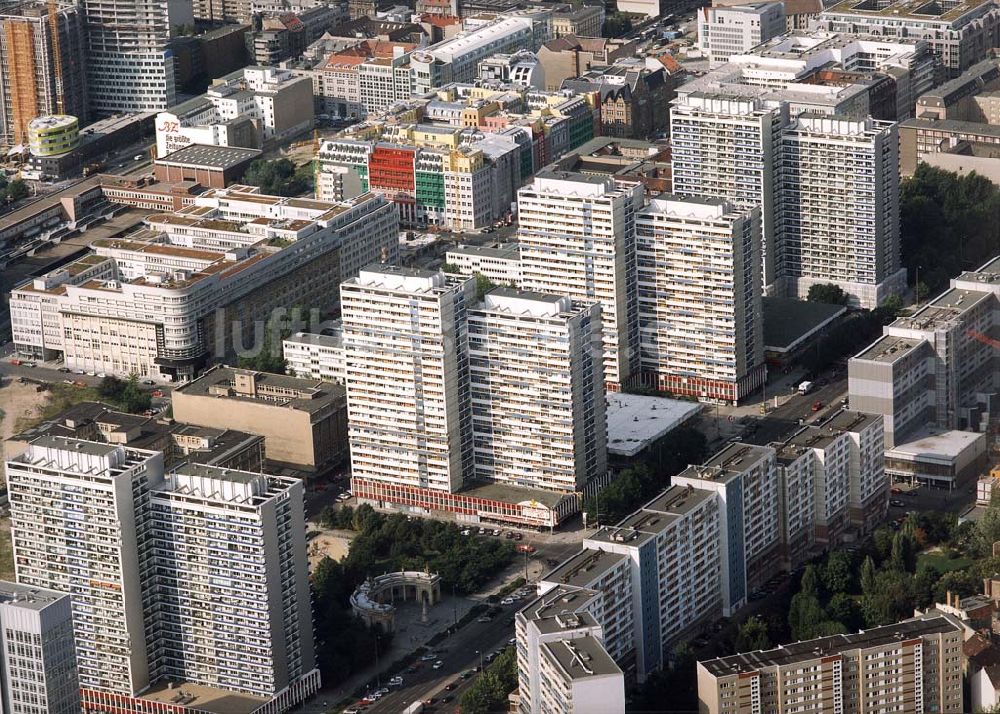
[284,330,346,384]
[342,267,476,494]
[0,581,79,714]
[83,0,191,113]
[445,244,522,286]
[7,436,161,696]
[636,194,764,404]
[149,463,317,698]
[698,3,787,66]
[518,171,642,389]
[468,289,605,492]
[781,114,905,308]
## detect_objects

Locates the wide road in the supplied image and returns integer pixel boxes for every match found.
[741,373,849,446]
[359,602,522,714]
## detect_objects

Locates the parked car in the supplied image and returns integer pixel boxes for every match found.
[433,660,444,669]
[811,401,823,411]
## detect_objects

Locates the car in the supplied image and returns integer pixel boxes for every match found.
[501,597,514,605]
[442,693,454,700]
[141,378,155,385]
[476,615,492,623]
[134,154,145,161]
[57,367,71,373]
[151,389,164,398]
[460,671,472,679]
[514,532,523,541]
[433,660,444,669]
[811,401,823,411]
[389,676,403,686]
[478,527,486,534]
[890,487,903,494]
[890,499,905,507]
[444,684,457,692]
[377,687,389,695]
[423,699,436,706]
[96,372,106,378]
[73,369,85,375]
[461,529,471,536]
[903,490,918,497]
[86,371,96,376]
[492,529,501,536]
[62,379,74,384]
[420,653,438,661]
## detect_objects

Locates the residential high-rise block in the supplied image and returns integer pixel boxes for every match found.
[697,616,966,714]
[149,463,317,697]
[81,0,189,113]
[5,436,320,712]
[0,0,87,149]
[781,114,905,307]
[468,289,606,492]
[7,436,159,698]
[670,94,787,289]
[636,194,764,404]
[518,171,642,389]
[672,443,781,616]
[342,266,476,495]
[344,266,607,525]
[0,581,79,714]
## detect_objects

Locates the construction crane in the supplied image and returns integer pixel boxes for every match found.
[48,0,64,115]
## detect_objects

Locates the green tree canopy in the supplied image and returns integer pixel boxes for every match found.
[807,283,849,305]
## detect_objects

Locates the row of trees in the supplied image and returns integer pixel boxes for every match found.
[243,158,313,197]
[583,425,707,524]
[319,504,517,595]
[901,165,1000,297]
[460,647,518,714]
[0,176,29,208]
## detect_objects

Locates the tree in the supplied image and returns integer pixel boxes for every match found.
[4,179,28,204]
[800,564,822,600]
[932,569,980,604]
[807,283,849,305]
[460,647,517,714]
[788,592,826,640]
[736,616,771,652]
[860,556,877,594]
[474,272,496,300]
[826,592,862,631]
[861,570,913,627]
[118,373,151,413]
[97,375,126,401]
[823,551,853,594]
[243,158,311,197]
[889,531,917,573]
[602,12,632,37]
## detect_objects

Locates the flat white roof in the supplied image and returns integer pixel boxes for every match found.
[605,394,703,457]
[887,428,986,462]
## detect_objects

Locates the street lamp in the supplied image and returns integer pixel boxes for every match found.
[475,649,484,672]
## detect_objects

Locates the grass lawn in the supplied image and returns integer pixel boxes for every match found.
[917,551,973,574]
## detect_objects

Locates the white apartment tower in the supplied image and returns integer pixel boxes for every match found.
[697,3,787,66]
[670,94,788,289]
[0,581,80,714]
[6,436,160,697]
[82,0,188,113]
[149,463,318,697]
[636,194,765,404]
[468,289,606,492]
[781,114,906,308]
[518,171,642,389]
[342,267,476,493]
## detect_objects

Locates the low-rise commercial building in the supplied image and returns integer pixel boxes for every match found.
[172,366,348,473]
[849,256,1000,448]
[9,187,398,380]
[445,244,521,285]
[153,144,262,188]
[155,67,314,157]
[885,428,989,489]
[816,0,1000,78]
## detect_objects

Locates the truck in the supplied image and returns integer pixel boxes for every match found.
[798,381,814,395]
